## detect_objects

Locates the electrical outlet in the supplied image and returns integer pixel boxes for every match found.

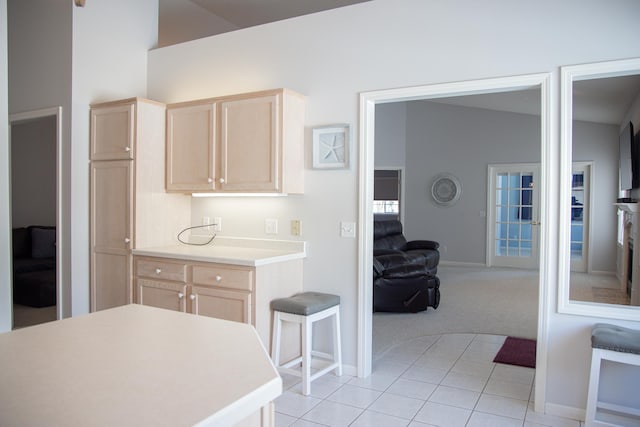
[212,217,222,232]
[340,221,356,238]
[202,216,211,231]
[291,220,302,236]
[265,218,278,234]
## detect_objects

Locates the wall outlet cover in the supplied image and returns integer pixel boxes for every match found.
[265,218,278,234]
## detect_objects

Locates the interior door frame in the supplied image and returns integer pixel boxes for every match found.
[358,73,552,414]
[486,163,541,269]
[9,106,63,322]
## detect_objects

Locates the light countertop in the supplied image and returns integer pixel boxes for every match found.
[132,237,306,266]
[0,304,281,427]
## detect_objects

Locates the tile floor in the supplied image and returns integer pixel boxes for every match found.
[274,333,583,427]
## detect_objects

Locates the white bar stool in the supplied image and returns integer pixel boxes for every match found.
[585,323,640,427]
[270,292,342,396]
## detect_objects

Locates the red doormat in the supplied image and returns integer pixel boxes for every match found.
[493,337,536,368]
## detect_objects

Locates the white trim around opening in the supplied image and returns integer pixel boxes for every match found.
[358,73,552,414]
[9,106,63,322]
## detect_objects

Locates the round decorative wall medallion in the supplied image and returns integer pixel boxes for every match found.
[430,173,462,206]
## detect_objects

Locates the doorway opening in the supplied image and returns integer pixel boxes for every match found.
[9,107,62,328]
[358,74,552,413]
[487,163,541,269]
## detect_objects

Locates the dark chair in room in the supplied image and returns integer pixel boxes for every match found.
[12,226,57,308]
[373,219,440,313]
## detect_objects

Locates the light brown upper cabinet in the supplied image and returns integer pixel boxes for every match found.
[166,102,217,191]
[166,88,306,194]
[91,102,135,160]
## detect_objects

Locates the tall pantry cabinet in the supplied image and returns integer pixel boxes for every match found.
[90,98,190,312]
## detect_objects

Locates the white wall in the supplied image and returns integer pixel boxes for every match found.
[374,102,406,168]
[375,101,619,271]
[404,101,540,264]
[69,0,158,315]
[11,117,57,228]
[572,120,619,273]
[0,0,10,333]
[6,0,158,317]
[8,0,72,316]
[147,0,640,413]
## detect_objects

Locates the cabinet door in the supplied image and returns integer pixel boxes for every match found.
[137,279,187,312]
[166,103,216,191]
[189,286,252,324]
[91,161,133,251]
[220,94,279,192]
[92,253,131,311]
[90,161,133,311]
[91,103,135,160]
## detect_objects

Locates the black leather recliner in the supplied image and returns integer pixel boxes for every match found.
[373,220,440,313]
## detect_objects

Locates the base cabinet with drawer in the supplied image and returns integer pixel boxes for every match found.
[134,255,301,358]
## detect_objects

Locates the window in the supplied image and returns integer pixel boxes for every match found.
[374,169,401,218]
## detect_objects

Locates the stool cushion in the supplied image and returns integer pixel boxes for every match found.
[591,323,640,355]
[271,292,340,316]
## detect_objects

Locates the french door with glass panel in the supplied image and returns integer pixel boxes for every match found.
[487,164,540,269]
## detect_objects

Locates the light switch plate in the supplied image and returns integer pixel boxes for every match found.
[340,221,356,238]
[291,220,302,236]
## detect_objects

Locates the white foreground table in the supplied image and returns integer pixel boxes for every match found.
[0,304,281,427]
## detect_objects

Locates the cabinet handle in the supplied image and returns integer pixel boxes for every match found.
[219,178,225,184]
[190,294,196,300]
[155,268,162,274]
[178,292,184,299]
[215,275,222,282]
[207,177,213,183]
[124,147,131,152]
[124,238,131,244]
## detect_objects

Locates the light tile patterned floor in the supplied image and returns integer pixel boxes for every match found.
[274,333,583,427]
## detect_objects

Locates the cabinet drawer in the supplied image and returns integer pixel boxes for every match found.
[136,258,187,282]
[192,264,253,291]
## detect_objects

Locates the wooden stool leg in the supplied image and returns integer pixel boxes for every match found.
[302,316,312,396]
[333,309,342,376]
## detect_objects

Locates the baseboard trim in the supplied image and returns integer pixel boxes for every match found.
[589,270,616,277]
[545,402,585,422]
[439,260,486,268]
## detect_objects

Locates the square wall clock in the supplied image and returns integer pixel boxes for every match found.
[312,124,350,169]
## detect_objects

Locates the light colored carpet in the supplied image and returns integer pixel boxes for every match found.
[570,272,629,305]
[373,265,539,359]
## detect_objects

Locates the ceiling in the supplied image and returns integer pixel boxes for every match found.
[158,1,640,126]
[158,0,370,46]
[424,74,640,125]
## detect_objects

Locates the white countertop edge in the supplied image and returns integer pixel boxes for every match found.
[131,247,306,266]
[132,237,307,266]
[194,376,282,427]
